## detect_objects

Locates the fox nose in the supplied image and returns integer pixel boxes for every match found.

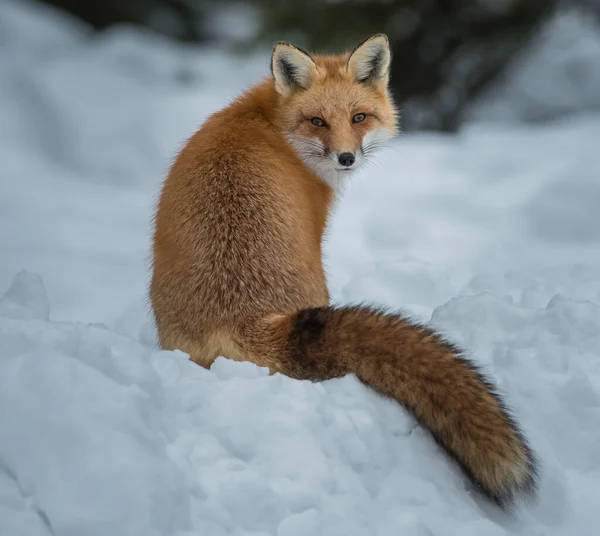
[338,152,355,167]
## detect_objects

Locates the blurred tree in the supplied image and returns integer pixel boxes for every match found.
[579,0,600,19]
[40,0,211,42]
[43,0,591,131]
[249,0,559,131]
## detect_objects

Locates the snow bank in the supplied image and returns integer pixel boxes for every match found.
[1,1,600,535]
[2,269,599,536]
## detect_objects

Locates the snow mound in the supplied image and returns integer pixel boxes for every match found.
[2,272,599,535]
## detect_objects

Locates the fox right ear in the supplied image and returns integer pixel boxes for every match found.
[347,34,391,88]
[271,42,317,95]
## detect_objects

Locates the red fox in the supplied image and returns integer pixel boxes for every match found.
[150,34,537,507]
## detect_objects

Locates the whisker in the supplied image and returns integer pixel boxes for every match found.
[289,138,325,151]
[362,142,387,153]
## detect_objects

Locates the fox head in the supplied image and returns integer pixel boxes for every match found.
[271,34,398,188]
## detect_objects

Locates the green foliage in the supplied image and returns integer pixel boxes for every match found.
[42,0,211,41]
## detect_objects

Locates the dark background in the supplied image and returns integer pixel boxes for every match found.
[39,0,600,131]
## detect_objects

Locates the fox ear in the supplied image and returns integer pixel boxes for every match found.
[271,42,317,95]
[347,34,391,87]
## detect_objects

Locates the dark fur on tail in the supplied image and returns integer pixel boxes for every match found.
[283,305,538,508]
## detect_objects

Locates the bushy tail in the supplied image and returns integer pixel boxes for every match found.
[242,305,538,507]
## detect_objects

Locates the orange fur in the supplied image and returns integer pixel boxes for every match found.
[150,35,537,507]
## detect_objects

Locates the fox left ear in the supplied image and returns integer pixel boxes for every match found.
[347,34,391,87]
[271,42,318,95]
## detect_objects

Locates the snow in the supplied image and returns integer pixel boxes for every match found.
[1,1,600,535]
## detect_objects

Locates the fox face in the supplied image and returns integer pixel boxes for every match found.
[271,35,398,188]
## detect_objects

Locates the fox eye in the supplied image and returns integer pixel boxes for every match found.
[352,113,366,123]
[311,117,326,127]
